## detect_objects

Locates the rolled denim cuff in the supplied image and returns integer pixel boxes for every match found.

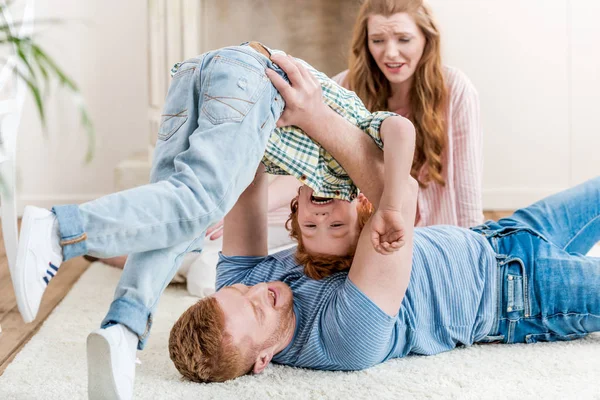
[52,204,88,260]
[101,297,152,350]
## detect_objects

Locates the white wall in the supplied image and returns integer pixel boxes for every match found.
[570,0,600,186]
[16,0,148,212]
[430,0,600,209]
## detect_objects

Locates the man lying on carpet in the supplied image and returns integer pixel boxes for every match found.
[12,41,415,399]
[169,151,600,383]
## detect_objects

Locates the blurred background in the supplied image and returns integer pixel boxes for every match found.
[12,0,600,212]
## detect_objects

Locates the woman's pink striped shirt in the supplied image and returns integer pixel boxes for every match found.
[332,66,484,228]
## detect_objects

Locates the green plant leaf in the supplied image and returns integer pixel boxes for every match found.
[13,65,46,126]
[80,105,95,163]
[31,43,78,90]
[0,1,96,174]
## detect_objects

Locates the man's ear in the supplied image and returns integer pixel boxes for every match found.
[252,349,274,374]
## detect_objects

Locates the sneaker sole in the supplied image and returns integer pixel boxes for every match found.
[87,331,122,400]
[13,206,42,323]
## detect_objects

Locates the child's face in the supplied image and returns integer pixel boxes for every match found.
[296,186,361,256]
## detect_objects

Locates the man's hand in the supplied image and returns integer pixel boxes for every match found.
[266,54,326,130]
[369,208,405,255]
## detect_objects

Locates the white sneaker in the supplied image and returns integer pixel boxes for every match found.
[13,206,63,323]
[87,324,138,400]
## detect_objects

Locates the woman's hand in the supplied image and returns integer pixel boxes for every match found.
[369,207,405,255]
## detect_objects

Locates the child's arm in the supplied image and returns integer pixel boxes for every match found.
[370,116,416,254]
[378,116,416,216]
[348,176,418,315]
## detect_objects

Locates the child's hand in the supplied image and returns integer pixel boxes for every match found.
[370,208,405,255]
[205,219,224,240]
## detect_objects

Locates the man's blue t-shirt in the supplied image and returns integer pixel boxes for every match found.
[216,226,497,371]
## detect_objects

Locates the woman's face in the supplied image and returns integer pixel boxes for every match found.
[367,12,426,87]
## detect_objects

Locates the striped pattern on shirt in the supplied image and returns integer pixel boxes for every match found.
[332,66,484,227]
[216,225,497,371]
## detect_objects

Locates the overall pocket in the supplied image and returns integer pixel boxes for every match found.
[201,55,269,125]
[158,67,195,141]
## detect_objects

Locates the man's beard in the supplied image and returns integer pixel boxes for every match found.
[264,294,294,349]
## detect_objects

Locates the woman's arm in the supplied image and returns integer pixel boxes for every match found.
[449,69,484,227]
[331,69,349,88]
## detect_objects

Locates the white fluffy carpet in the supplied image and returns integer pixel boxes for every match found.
[1,252,600,400]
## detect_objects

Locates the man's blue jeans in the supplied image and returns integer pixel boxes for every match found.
[473,177,600,344]
[51,45,285,348]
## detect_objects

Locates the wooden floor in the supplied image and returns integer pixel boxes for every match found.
[481,210,513,221]
[0,211,512,375]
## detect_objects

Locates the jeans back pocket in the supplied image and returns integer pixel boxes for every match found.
[201,55,269,125]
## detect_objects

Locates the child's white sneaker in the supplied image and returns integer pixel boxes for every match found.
[87,324,138,400]
[13,206,63,323]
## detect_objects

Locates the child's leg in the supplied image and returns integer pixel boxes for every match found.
[15,46,285,323]
[498,177,600,255]
[100,237,202,348]
[56,51,282,261]
[99,46,285,340]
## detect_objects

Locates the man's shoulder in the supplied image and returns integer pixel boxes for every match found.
[242,247,306,284]
[216,248,299,289]
[269,246,297,262]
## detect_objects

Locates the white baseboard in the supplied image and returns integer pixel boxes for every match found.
[17,194,110,217]
[482,187,568,210]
